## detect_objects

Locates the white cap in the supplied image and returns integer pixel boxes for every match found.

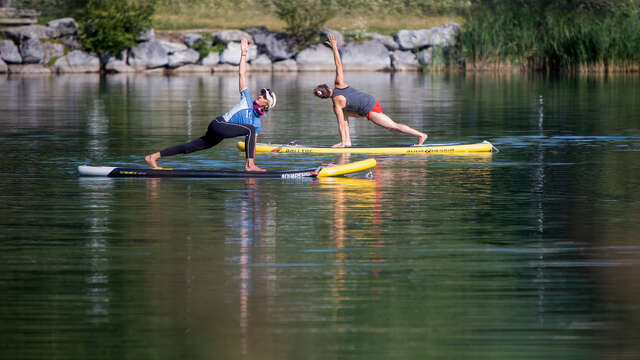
[261,88,276,110]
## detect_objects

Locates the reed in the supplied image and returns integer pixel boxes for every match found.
[461,1,640,72]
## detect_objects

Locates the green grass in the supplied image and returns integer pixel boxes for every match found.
[45,55,60,67]
[152,1,464,34]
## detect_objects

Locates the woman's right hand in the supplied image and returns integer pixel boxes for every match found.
[240,38,249,55]
[325,34,337,49]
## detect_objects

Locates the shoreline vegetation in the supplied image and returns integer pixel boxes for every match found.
[461,0,640,73]
[2,0,640,73]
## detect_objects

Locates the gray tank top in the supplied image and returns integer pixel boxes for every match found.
[332,86,376,117]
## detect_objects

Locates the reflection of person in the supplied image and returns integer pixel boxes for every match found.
[313,34,428,148]
[145,38,276,171]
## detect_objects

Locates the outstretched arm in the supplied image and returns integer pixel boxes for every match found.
[326,34,346,88]
[239,38,249,91]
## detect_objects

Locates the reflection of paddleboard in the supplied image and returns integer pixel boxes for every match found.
[77,158,376,179]
[238,141,497,154]
[315,176,378,189]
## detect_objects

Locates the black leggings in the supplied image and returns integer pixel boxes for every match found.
[159,117,256,159]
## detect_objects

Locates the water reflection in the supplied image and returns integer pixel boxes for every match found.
[78,178,115,328]
[315,175,382,327]
[233,177,279,356]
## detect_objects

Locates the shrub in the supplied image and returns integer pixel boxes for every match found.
[45,55,60,67]
[191,33,215,61]
[269,0,337,47]
[78,0,155,57]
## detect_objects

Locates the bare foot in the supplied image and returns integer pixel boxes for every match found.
[414,133,428,146]
[145,153,161,168]
[331,142,350,148]
[245,159,266,172]
[245,165,267,172]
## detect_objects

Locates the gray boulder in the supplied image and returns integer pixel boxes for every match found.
[20,38,43,64]
[252,31,294,61]
[391,50,419,71]
[220,42,257,65]
[201,52,219,66]
[364,33,399,51]
[416,48,433,65]
[59,35,83,50]
[8,64,51,74]
[341,40,391,71]
[167,64,211,73]
[105,58,135,73]
[168,48,200,68]
[52,50,100,73]
[41,42,65,65]
[0,58,7,73]
[0,40,22,64]
[47,18,77,36]
[138,28,155,42]
[272,59,297,72]
[394,24,460,50]
[213,30,252,44]
[105,51,135,73]
[418,46,454,67]
[212,64,238,72]
[1,25,60,42]
[129,40,169,69]
[160,40,188,53]
[250,54,272,72]
[295,44,334,71]
[251,54,271,65]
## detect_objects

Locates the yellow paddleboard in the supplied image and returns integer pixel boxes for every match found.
[78,158,376,178]
[315,158,377,178]
[238,141,496,154]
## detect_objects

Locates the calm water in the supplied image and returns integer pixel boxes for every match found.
[1,72,639,359]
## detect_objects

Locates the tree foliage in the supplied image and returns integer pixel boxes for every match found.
[77,0,155,56]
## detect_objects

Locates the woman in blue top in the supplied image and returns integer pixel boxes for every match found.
[313,34,427,148]
[145,38,276,172]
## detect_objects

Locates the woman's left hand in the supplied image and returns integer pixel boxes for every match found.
[325,34,337,49]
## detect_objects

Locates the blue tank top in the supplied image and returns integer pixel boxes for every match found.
[332,86,376,117]
[222,88,262,134]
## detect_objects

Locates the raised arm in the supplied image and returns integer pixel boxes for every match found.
[239,38,249,91]
[326,34,345,88]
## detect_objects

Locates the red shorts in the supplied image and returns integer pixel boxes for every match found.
[366,101,382,120]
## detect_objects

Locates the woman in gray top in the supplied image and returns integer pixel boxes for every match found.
[314,34,428,148]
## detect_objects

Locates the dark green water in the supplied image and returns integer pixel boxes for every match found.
[1,72,639,359]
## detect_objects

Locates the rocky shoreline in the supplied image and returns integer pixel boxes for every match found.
[0,17,461,74]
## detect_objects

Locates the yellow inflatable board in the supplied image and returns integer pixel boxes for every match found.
[238,141,496,154]
[315,158,377,178]
[78,158,376,178]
